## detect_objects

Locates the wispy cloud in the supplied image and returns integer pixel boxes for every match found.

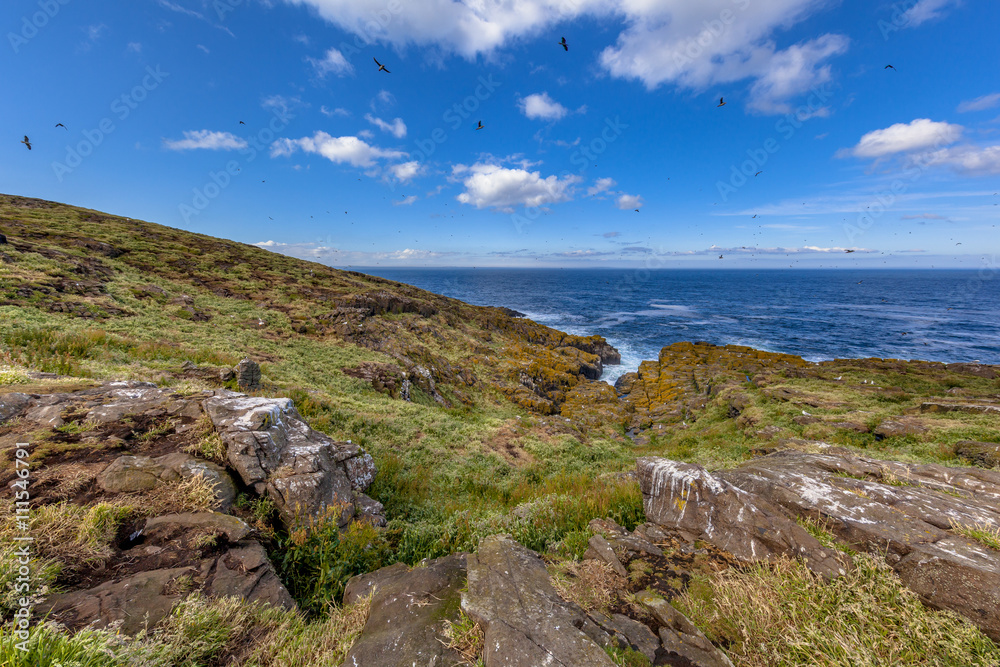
[164,130,248,151]
[958,93,1000,113]
[365,114,407,138]
[308,48,354,77]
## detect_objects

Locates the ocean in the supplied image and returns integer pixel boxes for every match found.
[358,268,1000,384]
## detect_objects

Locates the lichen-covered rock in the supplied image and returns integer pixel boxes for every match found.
[463,535,615,667]
[721,449,1000,641]
[203,394,381,527]
[234,357,261,391]
[637,457,847,580]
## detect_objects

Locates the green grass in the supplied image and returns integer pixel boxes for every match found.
[950,520,1000,550]
[675,553,1000,666]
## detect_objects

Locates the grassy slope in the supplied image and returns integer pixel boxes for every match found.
[2,194,999,666]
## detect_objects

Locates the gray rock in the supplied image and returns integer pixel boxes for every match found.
[0,392,31,423]
[589,611,660,664]
[144,512,252,543]
[874,417,928,439]
[637,457,847,580]
[920,402,1000,415]
[343,562,410,605]
[955,441,1000,469]
[154,452,237,512]
[235,358,261,391]
[463,535,615,667]
[722,449,1000,641]
[634,591,734,667]
[97,455,165,493]
[24,403,64,427]
[585,534,628,578]
[203,395,382,526]
[343,554,468,667]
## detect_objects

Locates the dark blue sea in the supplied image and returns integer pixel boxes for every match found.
[359,268,1000,384]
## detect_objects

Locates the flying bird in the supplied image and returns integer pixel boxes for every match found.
[374,57,390,73]
[476,120,484,130]
[558,37,568,51]
[754,171,762,177]
[717,97,726,107]
[634,209,639,213]
[844,249,856,253]
[885,64,896,71]
[55,123,66,130]
[239,121,245,125]
[20,136,31,150]
[719,254,724,259]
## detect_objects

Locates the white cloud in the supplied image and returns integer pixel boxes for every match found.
[261,94,305,113]
[288,0,849,114]
[196,44,210,54]
[254,240,455,265]
[958,93,1000,113]
[390,161,423,182]
[587,177,616,197]
[746,35,849,114]
[321,106,350,117]
[901,0,960,27]
[164,130,248,151]
[616,193,643,210]
[308,48,354,77]
[921,145,1000,175]
[126,42,142,53]
[453,162,580,211]
[270,131,406,167]
[365,114,407,138]
[519,92,568,121]
[394,195,418,206]
[844,119,963,159]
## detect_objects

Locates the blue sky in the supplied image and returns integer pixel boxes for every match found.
[2,0,998,268]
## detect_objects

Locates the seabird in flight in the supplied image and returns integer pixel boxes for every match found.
[20,136,31,150]
[559,37,568,51]
[717,97,726,107]
[374,57,390,73]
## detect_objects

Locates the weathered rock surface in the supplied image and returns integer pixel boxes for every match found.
[342,554,468,667]
[716,449,1000,641]
[921,401,1000,415]
[635,590,735,667]
[0,392,32,422]
[97,453,236,511]
[45,513,293,634]
[874,416,929,439]
[956,441,1000,469]
[203,393,382,526]
[637,457,847,579]
[234,357,261,391]
[463,535,616,666]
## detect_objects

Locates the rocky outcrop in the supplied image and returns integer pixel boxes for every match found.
[203,393,382,527]
[920,401,1000,415]
[634,590,735,667]
[463,535,616,666]
[637,457,847,579]
[0,392,31,422]
[641,449,1000,641]
[44,512,293,634]
[342,554,468,667]
[956,441,1000,468]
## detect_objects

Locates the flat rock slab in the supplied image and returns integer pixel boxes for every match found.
[343,554,468,667]
[463,535,615,667]
[637,457,846,580]
[921,402,1000,415]
[720,449,1000,641]
[0,392,31,423]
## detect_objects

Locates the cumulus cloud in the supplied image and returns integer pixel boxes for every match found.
[616,193,643,210]
[394,195,418,206]
[587,177,617,197]
[288,0,849,114]
[519,92,568,121]
[365,114,407,138]
[842,119,963,158]
[390,160,423,182]
[746,35,849,114]
[901,0,960,27]
[920,145,1000,175]
[958,93,1000,113]
[270,131,405,167]
[308,48,354,77]
[254,240,455,265]
[164,130,248,151]
[453,162,580,211]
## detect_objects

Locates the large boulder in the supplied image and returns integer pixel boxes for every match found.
[342,554,468,667]
[0,392,31,423]
[720,449,1000,641]
[203,393,382,526]
[462,535,616,667]
[637,457,846,580]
